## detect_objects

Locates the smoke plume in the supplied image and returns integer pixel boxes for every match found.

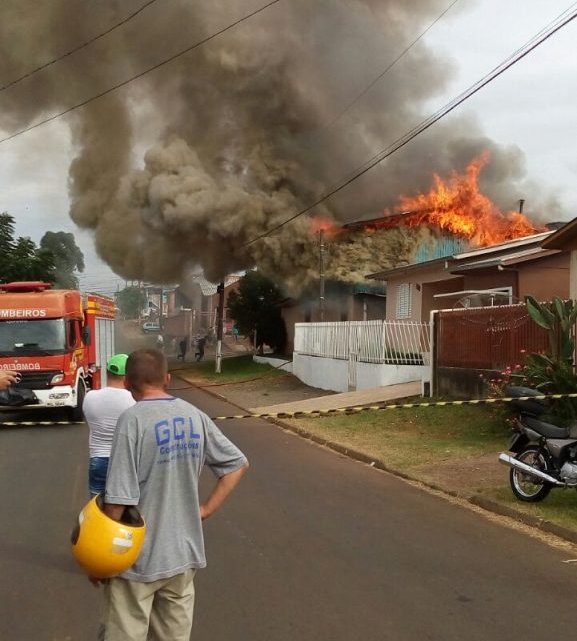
[0,0,554,291]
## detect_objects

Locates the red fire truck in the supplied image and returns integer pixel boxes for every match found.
[0,282,116,421]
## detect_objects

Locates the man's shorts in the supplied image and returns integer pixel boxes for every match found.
[89,456,109,496]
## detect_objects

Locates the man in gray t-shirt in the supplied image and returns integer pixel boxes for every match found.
[99,349,249,641]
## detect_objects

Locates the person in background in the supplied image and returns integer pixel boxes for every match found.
[82,354,136,497]
[156,333,164,352]
[195,335,206,362]
[178,337,188,361]
[99,349,248,641]
[0,370,18,390]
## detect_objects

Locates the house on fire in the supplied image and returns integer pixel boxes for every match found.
[367,229,570,321]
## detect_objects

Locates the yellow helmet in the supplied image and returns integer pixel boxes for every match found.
[71,495,146,579]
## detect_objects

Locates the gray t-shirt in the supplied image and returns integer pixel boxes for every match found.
[105,396,248,582]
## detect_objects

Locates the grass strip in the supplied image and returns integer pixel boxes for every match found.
[289,402,577,534]
[287,403,508,470]
[172,354,288,385]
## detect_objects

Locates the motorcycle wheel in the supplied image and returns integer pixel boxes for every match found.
[510,447,552,502]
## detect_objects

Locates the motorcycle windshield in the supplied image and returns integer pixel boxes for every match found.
[0,319,66,356]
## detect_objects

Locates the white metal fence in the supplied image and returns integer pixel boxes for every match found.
[294,320,430,365]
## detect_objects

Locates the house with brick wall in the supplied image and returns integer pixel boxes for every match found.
[367,231,569,321]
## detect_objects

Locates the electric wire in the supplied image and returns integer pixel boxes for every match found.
[244,3,577,246]
[0,0,161,94]
[0,0,282,146]
[327,0,462,129]
[320,0,577,200]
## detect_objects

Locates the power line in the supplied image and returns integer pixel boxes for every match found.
[0,0,282,145]
[327,0,462,129]
[332,0,577,190]
[244,3,577,246]
[0,0,160,94]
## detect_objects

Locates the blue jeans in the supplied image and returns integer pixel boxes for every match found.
[89,456,109,496]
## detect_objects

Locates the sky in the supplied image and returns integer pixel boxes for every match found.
[0,0,576,293]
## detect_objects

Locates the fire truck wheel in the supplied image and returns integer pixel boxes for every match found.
[68,380,86,423]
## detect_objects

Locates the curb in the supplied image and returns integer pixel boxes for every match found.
[178,375,577,548]
[469,495,577,545]
[272,415,577,546]
[176,374,251,415]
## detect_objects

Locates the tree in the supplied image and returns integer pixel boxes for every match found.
[40,231,85,289]
[227,271,287,353]
[116,286,146,320]
[0,212,56,283]
[0,213,16,280]
[523,295,577,422]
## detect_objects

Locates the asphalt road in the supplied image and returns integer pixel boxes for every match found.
[1,383,577,640]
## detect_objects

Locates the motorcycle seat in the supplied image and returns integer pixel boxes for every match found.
[524,415,569,439]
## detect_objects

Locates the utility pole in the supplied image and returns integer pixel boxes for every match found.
[215,281,225,374]
[518,198,525,214]
[319,229,326,321]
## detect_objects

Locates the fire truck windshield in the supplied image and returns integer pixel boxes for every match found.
[0,319,66,356]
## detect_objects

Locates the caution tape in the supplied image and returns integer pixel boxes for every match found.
[2,393,577,426]
[210,393,577,421]
[0,420,82,427]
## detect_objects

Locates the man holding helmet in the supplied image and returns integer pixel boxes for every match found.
[98,349,249,641]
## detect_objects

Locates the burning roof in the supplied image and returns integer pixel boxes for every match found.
[341,154,544,247]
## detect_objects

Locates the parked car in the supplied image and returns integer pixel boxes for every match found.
[142,321,160,334]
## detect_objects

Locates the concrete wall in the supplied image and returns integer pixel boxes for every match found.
[293,353,425,393]
[435,366,498,399]
[253,355,293,373]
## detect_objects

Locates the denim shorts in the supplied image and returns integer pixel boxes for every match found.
[89,456,109,496]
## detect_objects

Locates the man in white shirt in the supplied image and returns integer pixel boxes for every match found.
[83,354,136,496]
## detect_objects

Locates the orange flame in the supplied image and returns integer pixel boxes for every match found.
[382,152,544,246]
[310,217,340,239]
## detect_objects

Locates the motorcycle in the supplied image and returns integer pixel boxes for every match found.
[498,386,577,502]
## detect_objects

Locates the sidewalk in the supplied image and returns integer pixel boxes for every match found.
[250,381,421,413]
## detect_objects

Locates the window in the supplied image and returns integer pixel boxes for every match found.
[67,320,79,349]
[0,319,66,355]
[396,283,412,319]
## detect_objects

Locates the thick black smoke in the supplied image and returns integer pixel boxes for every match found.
[0,0,553,290]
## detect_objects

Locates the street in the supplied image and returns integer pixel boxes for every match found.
[1,382,576,640]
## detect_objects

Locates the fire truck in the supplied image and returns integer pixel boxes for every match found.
[0,282,116,421]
